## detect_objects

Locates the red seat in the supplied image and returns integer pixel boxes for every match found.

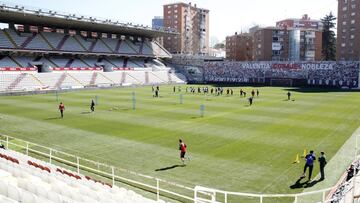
[44,167,51,173]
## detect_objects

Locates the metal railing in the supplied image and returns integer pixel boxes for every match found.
[194,186,335,203]
[0,133,354,203]
[0,134,195,202]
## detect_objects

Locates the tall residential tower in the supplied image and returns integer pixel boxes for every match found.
[337,0,360,60]
[163,2,209,55]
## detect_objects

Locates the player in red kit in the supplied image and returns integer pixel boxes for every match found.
[59,102,65,118]
[179,139,187,165]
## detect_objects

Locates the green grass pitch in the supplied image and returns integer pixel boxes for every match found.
[0,85,359,198]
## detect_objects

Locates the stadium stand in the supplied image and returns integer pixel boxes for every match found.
[107,58,125,68]
[74,35,92,51]
[1,28,172,57]
[128,59,144,68]
[5,29,28,48]
[25,33,52,50]
[0,56,20,68]
[125,71,145,85]
[0,68,186,92]
[92,39,112,53]
[327,158,360,203]
[142,41,155,56]
[170,55,360,88]
[41,32,64,49]
[13,56,35,68]
[48,57,71,67]
[101,72,123,84]
[69,59,89,68]
[61,36,86,52]
[101,38,118,52]
[0,30,15,48]
[118,40,138,55]
[0,148,163,203]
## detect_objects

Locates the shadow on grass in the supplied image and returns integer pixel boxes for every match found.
[290,178,309,189]
[304,178,324,188]
[190,116,205,119]
[155,164,185,172]
[81,111,92,115]
[290,177,324,189]
[45,117,62,120]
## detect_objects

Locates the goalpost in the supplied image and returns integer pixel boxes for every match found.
[358,70,360,89]
[269,78,293,87]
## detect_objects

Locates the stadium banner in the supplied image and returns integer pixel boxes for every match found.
[51,67,103,71]
[204,61,354,70]
[0,67,37,71]
[203,61,360,87]
[358,70,360,89]
[113,67,134,71]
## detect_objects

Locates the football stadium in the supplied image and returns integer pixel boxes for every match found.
[0,1,359,203]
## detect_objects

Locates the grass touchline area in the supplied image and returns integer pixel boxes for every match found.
[0,85,359,198]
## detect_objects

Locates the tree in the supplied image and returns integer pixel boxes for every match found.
[214,43,225,49]
[321,12,337,61]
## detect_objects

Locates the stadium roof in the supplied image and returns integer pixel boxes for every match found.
[0,3,178,38]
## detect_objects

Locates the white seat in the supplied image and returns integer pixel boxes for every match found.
[7,184,20,202]
[81,195,98,203]
[100,198,118,203]
[36,196,50,203]
[48,191,62,203]
[17,178,28,191]
[35,184,50,197]
[20,190,36,203]
[1,195,19,203]
[0,180,8,196]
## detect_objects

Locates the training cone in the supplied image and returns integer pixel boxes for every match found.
[302,149,307,158]
[293,154,300,164]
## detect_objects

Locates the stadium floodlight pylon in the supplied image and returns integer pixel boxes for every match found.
[293,154,300,164]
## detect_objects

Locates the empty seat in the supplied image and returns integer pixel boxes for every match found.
[7,184,20,202]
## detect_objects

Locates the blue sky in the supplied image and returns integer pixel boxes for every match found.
[5,0,337,42]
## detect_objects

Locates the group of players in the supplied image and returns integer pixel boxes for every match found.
[58,99,95,118]
[174,86,262,106]
[58,86,293,118]
[56,85,294,167]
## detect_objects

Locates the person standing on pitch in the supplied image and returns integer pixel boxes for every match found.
[248,97,253,106]
[318,151,327,180]
[256,89,259,97]
[302,150,316,181]
[287,91,292,100]
[90,99,95,112]
[59,102,65,118]
[251,90,255,97]
[179,139,187,165]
